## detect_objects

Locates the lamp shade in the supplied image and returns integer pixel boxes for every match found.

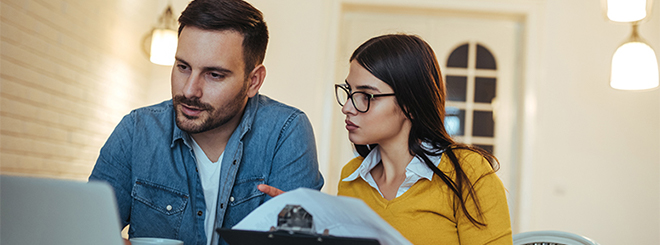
[149,29,178,66]
[606,0,650,22]
[610,41,659,90]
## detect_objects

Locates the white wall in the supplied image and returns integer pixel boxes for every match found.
[246,1,340,194]
[528,0,659,243]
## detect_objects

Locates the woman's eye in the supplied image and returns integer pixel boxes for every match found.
[356,93,370,101]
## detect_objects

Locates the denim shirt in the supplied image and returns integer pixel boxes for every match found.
[89,94,324,245]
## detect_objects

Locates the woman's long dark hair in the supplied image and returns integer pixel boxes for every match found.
[351,34,499,227]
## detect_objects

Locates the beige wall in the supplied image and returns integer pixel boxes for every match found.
[529,0,659,244]
[1,0,659,244]
[0,0,162,180]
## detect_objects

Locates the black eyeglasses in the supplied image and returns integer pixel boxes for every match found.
[335,84,395,113]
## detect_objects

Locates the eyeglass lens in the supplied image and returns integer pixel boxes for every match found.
[335,85,369,112]
[335,85,348,106]
[351,93,369,112]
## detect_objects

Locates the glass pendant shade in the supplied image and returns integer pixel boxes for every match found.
[606,0,650,22]
[143,5,178,66]
[149,29,178,66]
[610,41,659,90]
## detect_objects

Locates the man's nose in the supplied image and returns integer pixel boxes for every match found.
[182,74,203,98]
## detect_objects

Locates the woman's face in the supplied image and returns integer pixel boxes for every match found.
[341,60,411,147]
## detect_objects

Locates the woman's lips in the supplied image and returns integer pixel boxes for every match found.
[345,119,358,131]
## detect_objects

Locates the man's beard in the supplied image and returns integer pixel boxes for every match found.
[173,83,248,134]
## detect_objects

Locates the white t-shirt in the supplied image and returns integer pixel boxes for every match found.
[190,138,223,245]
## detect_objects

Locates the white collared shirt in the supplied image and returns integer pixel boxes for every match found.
[342,145,443,198]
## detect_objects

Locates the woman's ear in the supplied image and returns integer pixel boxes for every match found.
[402,106,413,120]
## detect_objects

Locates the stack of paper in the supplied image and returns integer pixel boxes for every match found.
[233,188,412,245]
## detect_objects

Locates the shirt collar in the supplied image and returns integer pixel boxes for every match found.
[170,94,261,148]
[342,146,382,182]
[342,145,443,183]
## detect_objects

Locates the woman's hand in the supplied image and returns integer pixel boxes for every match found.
[258,184,285,197]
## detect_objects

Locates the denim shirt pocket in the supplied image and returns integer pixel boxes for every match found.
[130,179,188,238]
[229,176,265,207]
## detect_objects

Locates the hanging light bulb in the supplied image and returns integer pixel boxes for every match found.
[148,5,178,66]
[606,0,650,22]
[610,24,659,90]
[150,28,178,66]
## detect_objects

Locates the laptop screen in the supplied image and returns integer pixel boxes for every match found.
[1,175,124,245]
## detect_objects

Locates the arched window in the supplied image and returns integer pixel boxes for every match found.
[445,43,497,154]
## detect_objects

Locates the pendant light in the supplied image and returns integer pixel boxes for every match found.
[144,5,178,66]
[604,0,659,90]
[606,0,650,22]
[610,24,659,90]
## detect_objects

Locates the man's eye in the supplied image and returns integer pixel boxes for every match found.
[208,72,225,79]
[177,64,188,70]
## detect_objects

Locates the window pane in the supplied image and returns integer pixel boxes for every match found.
[447,44,468,68]
[446,76,467,101]
[472,110,494,137]
[476,44,497,69]
[474,77,497,103]
[445,107,465,136]
[474,144,494,154]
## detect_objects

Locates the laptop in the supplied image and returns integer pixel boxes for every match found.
[0,175,124,245]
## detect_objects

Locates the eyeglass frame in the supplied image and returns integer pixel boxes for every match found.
[334,83,396,113]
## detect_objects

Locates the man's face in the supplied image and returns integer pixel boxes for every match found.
[171,26,249,134]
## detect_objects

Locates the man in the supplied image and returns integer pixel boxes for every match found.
[89,1,324,245]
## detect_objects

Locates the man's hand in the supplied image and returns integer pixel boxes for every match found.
[258,184,285,197]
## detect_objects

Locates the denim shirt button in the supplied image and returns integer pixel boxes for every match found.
[197,211,203,216]
[230,196,234,202]
[166,205,172,211]
[232,160,236,165]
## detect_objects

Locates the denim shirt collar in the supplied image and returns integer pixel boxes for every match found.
[170,95,260,148]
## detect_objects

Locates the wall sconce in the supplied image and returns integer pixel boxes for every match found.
[604,0,659,90]
[143,5,178,66]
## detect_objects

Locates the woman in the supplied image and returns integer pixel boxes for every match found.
[260,34,512,244]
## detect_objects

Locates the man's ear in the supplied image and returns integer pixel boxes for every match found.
[246,64,266,98]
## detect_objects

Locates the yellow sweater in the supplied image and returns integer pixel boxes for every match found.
[338,150,512,245]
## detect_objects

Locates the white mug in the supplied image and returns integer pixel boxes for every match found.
[129,237,184,245]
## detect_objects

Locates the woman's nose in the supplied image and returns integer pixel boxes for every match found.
[341,98,357,115]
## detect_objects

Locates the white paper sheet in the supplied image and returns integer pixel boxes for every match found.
[232,188,412,245]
